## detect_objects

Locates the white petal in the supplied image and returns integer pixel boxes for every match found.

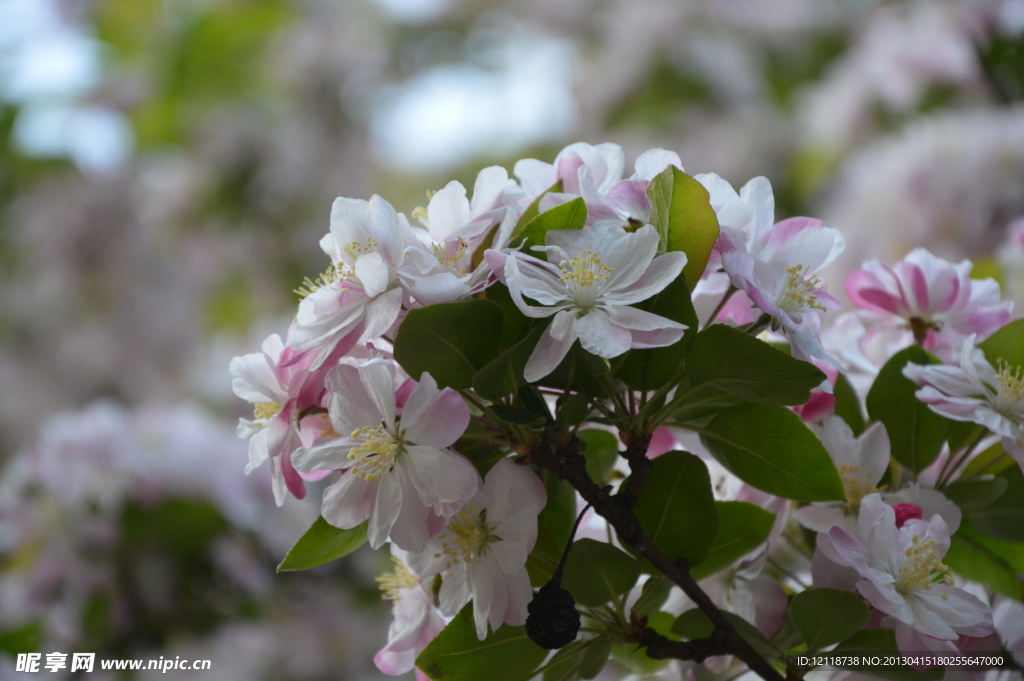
[368,474,403,549]
[403,445,480,517]
[524,311,579,382]
[321,472,376,530]
[291,439,356,472]
[402,385,470,448]
[634,148,682,181]
[577,309,632,358]
[426,181,471,241]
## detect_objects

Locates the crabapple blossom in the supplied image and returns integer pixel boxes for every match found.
[828,494,993,652]
[903,334,1024,468]
[713,176,845,368]
[412,166,523,244]
[514,142,625,223]
[846,248,1012,360]
[406,458,546,640]
[230,333,337,505]
[486,223,687,382]
[374,546,447,679]
[288,195,417,369]
[290,359,478,551]
[401,207,519,305]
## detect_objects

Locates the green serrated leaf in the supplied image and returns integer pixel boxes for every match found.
[277,517,368,572]
[542,641,586,681]
[866,346,953,474]
[697,403,845,501]
[580,638,612,680]
[472,324,547,400]
[394,300,504,390]
[562,538,642,607]
[943,477,1008,512]
[416,603,547,681]
[646,166,720,289]
[510,180,563,243]
[686,325,827,406]
[485,283,531,348]
[537,469,578,547]
[691,501,776,580]
[526,523,563,588]
[790,588,869,650]
[834,629,944,681]
[634,451,718,566]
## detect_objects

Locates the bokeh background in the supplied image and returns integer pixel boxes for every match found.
[2,0,1024,678]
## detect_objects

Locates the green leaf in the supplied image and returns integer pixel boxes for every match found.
[277,517,368,572]
[646,166,720,289]
[614,275,699,391]
[972,465,1024,542]
[790,588,869,650]
[634,451,718,566]
[580,638,612,680]
[510,180,562,242]
[833,629,944,681]
[671,609,778,660]
[631,576,672,619]
[943,477,1007,512]
[515,197,587,260]
[579,429,619,485]
[485,283,531,348]
[526,523,563,587]
[394,300,504,390]
[416,603,547,681]
[0,622,43,656]
[945,520,1024,599]
[562,538,642,608]
[472,325,546,400]
[697,403,845,501]
[542,641,586,681]
[978,318,1024,368]
[833,372,865,436]
[537,469,578,547]
[485,405,546,427]
[691,501,776,580]
[686,325,827,406]
[961,442,1015,478]
[866,346,954,474]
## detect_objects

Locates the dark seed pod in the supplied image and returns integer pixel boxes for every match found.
[525,581,581,649]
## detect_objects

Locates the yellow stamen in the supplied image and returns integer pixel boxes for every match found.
[897,534,951,593]
[376,555,419,603]
[435,507,499,570]
[837,465,879,514]
[432,239,468,274]
[347,425,401,481]
[778,264,826,313]
[253,402,282,421]
[343,237,379,261]
[294,262,354,300]
[996,360,1024,399]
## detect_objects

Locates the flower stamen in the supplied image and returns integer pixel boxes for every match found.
[779,264,827,313]
[253,402,282,422]
[348,425,401,481]
[434,507,500,569]
[838,465,879,514]
[897,534,951,593]
[294,262,355,300]
[376,556,419,604]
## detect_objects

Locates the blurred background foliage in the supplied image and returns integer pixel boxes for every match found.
[1,0,1024,678]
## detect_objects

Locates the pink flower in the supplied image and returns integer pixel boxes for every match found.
[846,248,1012,360]
[374,546,448,678]
[714,177,845,369]
[230,333,340,505]
[406,458,546,640]
[290,359,479,551]
[828,494,993,652]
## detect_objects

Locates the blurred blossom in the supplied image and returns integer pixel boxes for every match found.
[371,30,577,170]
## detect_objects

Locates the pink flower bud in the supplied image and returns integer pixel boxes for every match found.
[892,503,923,528]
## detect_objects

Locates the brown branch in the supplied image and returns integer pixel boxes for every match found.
[526,434,785,681]
[634,626,731,662]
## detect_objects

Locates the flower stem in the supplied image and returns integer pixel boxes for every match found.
[703,285,737,330]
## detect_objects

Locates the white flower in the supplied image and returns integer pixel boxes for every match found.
[290,359,479,551]
[796,417,891,537]
[711,176,845,368]
[485,223,687,382]
[288,195,416,369]
[828,494,993,648]
[230,333,319,505]
[374,546,447,677]
[406,458,546,640]
[413,166,523,243]
[401,207,519,306]
[903,334,1024,468]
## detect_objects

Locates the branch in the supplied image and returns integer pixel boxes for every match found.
[634,625,731,662]
[526,434,785,681]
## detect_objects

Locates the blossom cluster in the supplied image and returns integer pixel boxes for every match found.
[230,141,1024,681]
